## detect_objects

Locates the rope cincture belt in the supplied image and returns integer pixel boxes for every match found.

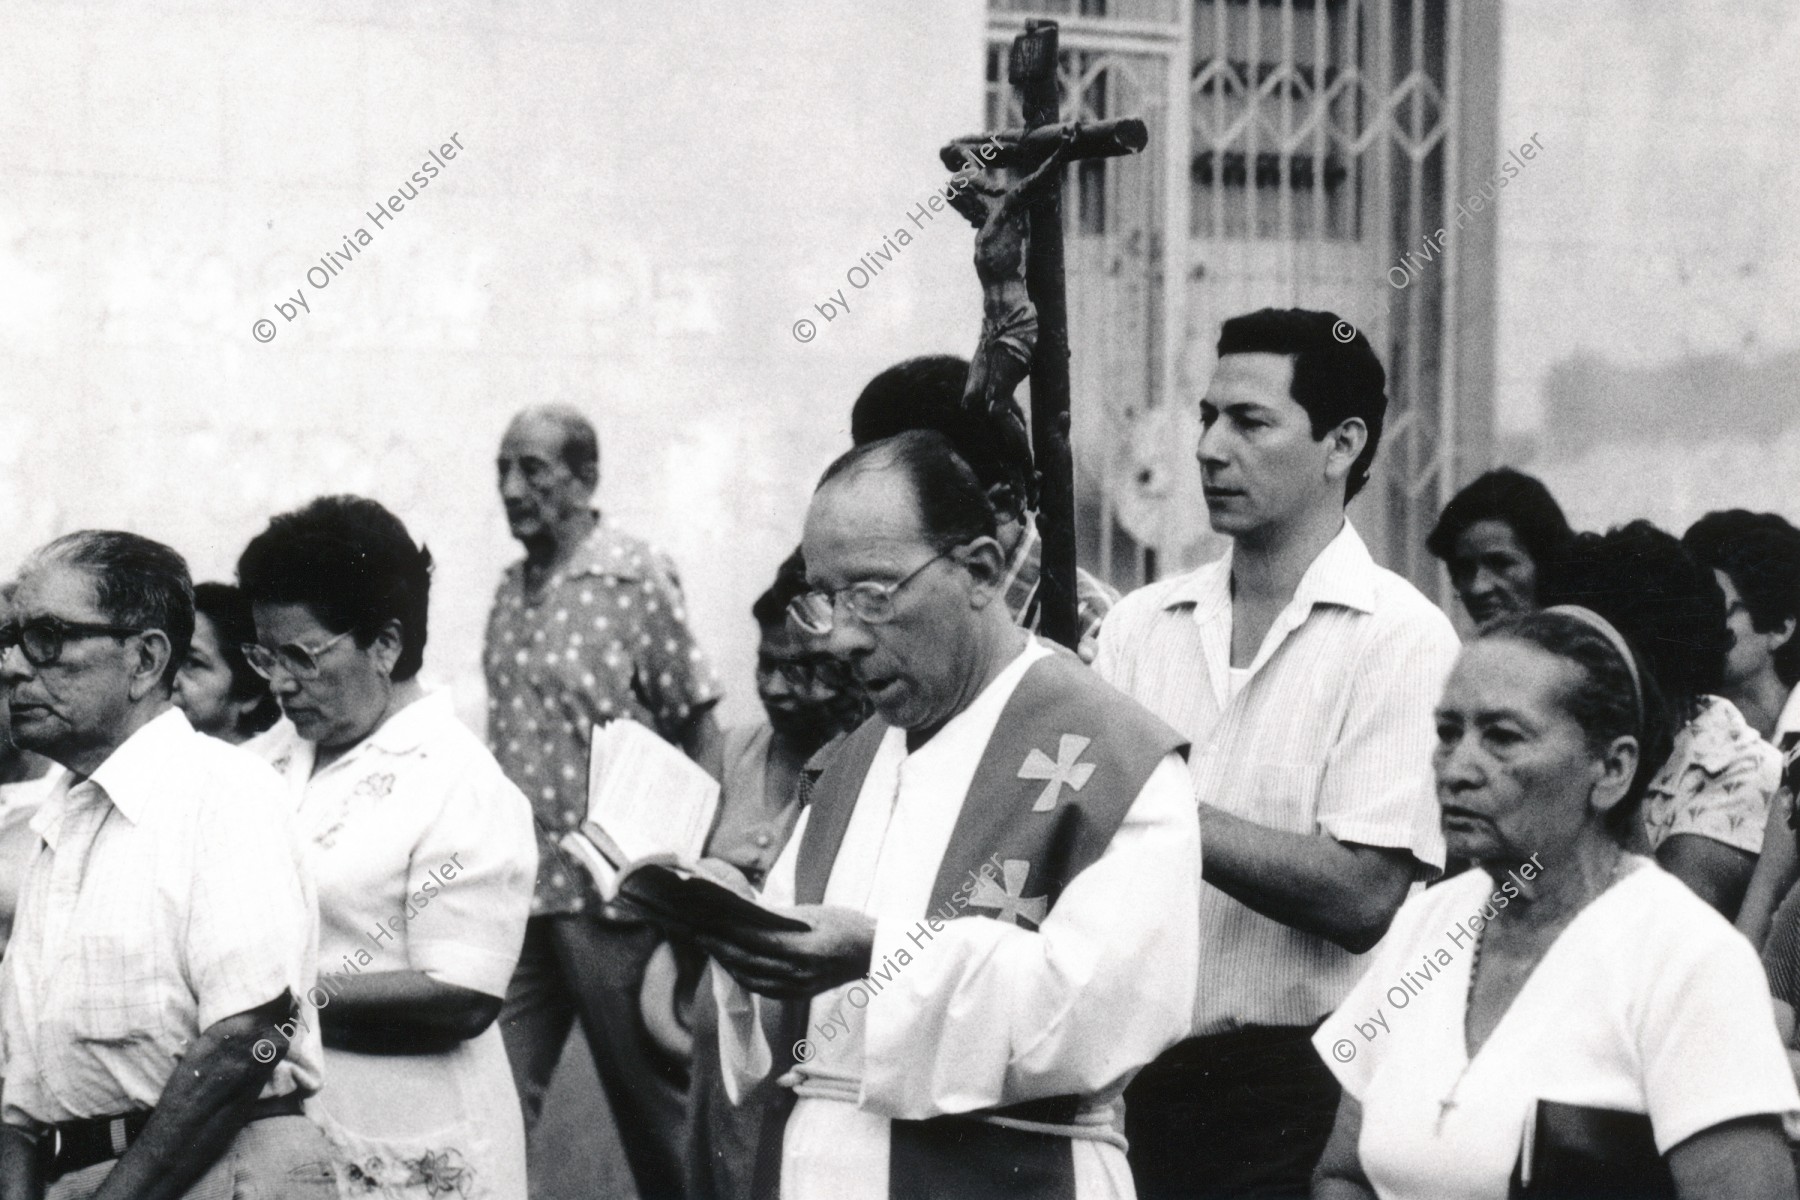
[779,1066,1129,1151]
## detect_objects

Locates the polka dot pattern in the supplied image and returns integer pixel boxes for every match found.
[484,522,723,916]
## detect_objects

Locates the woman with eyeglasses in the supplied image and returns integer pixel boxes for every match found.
[683,547,870,1200]
[237,495,537,1200]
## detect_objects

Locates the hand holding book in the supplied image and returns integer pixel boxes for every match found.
[559,719,814,944]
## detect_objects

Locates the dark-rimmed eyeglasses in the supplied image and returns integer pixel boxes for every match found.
[240,628,354,681]
[0,616,146,668]
[787,549,955,636]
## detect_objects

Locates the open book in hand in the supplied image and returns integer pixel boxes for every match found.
[557,719,812,940]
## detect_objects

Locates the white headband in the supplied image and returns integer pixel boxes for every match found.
[1544,604,1645,728]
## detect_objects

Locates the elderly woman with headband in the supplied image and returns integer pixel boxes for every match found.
[1311,606,1798,1200]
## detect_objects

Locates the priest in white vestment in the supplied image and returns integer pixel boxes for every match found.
[700,431,1201,1200]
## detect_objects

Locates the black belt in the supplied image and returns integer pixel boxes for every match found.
[40,1092,306,1182]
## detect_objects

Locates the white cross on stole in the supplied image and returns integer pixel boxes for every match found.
[968,859,1049,928]
[1017,733,1096,812]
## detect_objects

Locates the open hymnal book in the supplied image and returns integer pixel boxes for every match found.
[558,720,811,939]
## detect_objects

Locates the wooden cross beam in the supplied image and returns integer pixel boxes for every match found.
[937,19,1148,650]
[938,119,1147,175]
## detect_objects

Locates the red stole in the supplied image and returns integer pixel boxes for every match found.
[752,651,1186,1200]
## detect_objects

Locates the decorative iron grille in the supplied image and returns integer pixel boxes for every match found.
[986,0,1495,598]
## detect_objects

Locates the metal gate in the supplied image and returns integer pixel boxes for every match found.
[987,0,1498,596]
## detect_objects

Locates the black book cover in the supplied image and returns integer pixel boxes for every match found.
[615,855,814,939]
[1508,1100,1675,1200]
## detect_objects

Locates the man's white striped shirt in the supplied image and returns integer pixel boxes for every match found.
[1095,520,1459,1035]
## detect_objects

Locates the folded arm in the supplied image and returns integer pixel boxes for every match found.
[86,992,296,1200]
[316,970,502,1055]
[1658,833,1757,920]
[1668,1115,1796,1200]
[1737,794,1796,948]
[1196,811,1416,953]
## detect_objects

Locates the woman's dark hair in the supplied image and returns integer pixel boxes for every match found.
[1548,520,1728,727]
[235,495,434,682]
[1480,609,1673,841]
[192,582,281,737]
[752,549,811,628]
[1683,509,1800,687]
[1215,308,1388,503]
[817,430,999,553]
[1426,468,1575,574]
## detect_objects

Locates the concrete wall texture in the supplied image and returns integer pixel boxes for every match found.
[0,0,988,730]
[1495,0,1800,536]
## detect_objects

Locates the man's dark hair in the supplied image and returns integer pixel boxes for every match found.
[236,495,434,682]
[1426,468,1576,571]
[1683,509,1800,687]
[818,430,999,553]
[849,355,1033,514]
[31,530,194,689]
[1215,308,1388,503]
[193,581,282,736]
[1551,520,1728,727]
[752,549,811,628]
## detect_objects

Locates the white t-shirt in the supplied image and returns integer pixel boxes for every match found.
[1314,859,1799,1200]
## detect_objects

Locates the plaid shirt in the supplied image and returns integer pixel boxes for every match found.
[485,519,722,916]
[0,709,322,1125]
[999,516,1117,645]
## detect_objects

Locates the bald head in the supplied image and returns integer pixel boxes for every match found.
[498,407,601,552]
[507,404,599,490]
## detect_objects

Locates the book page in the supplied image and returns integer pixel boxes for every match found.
[585,719,721,864]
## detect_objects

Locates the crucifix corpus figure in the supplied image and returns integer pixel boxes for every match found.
[944,124,1079,510]
[939,17,1148,649]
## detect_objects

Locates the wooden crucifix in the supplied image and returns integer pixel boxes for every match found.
[938,19,1147,650]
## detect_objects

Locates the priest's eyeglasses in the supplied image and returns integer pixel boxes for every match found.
[787,549,954,635]
[0,616,147,667]
[240,628,355,681]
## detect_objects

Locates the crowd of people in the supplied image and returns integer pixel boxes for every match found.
[3,306,1800,1199]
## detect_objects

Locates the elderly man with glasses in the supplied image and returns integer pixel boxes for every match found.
[0,531,332,1200]
[699,430,1201,1200]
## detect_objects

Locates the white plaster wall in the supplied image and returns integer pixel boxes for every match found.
[0,0,989,728]
[1495,0,1800,532]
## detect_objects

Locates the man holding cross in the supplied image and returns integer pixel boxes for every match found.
[702,430,1200,1200]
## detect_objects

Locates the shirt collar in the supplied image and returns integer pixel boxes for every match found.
[59,706,196,827]
[355,690,453,758]
[1160,519,1379,621]
[556,514,654,583]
